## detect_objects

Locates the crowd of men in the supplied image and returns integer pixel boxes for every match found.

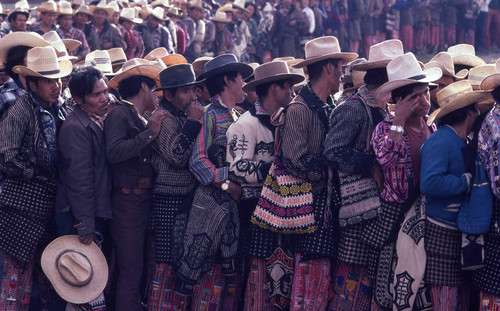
[1,0,500,311]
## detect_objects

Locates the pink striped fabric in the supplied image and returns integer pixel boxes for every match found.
[480,292,500,311]
[429,285,459,311]
[243,258,271,311]
[148,263,189,311]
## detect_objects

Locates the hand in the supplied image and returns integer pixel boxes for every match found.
[227,182,243,202]
[147,110,167,139]
[393,91,419,126]
[372,162,385,193]
[289,20,297,26]
[186,101,204,121]
[79,233,94,245]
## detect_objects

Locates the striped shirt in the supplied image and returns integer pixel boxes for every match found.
[479,104,500,199]
[0,78,26,117]
[189,95,235,185]
[56,26,90,60]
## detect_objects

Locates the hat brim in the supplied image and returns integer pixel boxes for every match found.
[481,73,500,91]
[89,6,115,17]
[0,32,51,63]
[243,73,305,92]
[292,52,359,68]
[41,235,109,304]
[376,67,443,101]
[13,59,73,79]
[36,7,58,13]
[120,16,143,23]
[154,80,200,91]
[453,55,486,68]
[108,64,162,90]
[62,39,82,52]
[351,59,391,71]
[197,62,254,81]
[425,61,468,79]
[210,17,231,23]
[427,91,494,126]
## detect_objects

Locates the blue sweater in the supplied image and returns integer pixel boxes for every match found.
[420,125,470,227]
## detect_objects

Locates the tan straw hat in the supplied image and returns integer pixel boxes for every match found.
[167,7,184,18]
[351,39,404,71]
[74,4,92,17]
[36,1,58,13]
[243,61,304,92]
[81,50,115,75]
[57,1,73,16]
[89,0,115,17]
[108,1,120,14]
[192,56,213,77]
[147,6,167,20]
[13,46,73,79]
[107,47,127,67]
[480,59,500,91]
[151,0,170,8]
[0,31,50,63]
[210,11,232,23]
[108,58,162,90]
[119,7,143,23]
[43,31,80,61]
[447,44,486,68]
[161,54,187,66]
[427,80,493,126]
[376,52,443,101]
[292,36,358,68]
[188,0,204,9]
[425,52,468,80]
[467,64,496,90]
[41,235,108,304]
[342,58,367,92]
[232,0,249,12]
[144,47,169,61]
[217,3,237,13]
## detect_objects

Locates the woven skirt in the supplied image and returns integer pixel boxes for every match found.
[337,222,371,266]
[424,220,464,287]
[361,200,406,250]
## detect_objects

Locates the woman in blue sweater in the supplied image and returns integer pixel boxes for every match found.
[420,80,491,309]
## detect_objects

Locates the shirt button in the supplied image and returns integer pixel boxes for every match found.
[143,158,147,162]
[148,135,153,140]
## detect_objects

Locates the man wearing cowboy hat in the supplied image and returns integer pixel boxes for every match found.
[90,0,126,50]
[30,0,58,35]
[174,53,253,308]
[167,7,187,54]
[211,11,233,56]
[227,0,252,62]
[73,5,100,51]
[225,61,304,310]
[183,0,206,61]
[56,1,90,63]
[104,58,165,311]
[118,7,145,59]
[273,0,307,58]
[0,45,72,310]
[5,5,30,33]
[148,63,203,311]
[138,6,175,55]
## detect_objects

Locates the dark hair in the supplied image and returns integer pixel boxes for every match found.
[440,103,477,126]
[164,87,179,97]
[8,11,29,23]
[245,2,257,10]
[364,67,388,87]
[205,71,238,97]
[255,79,287,99]
[391,83,427,103]
[454,64,472,75]
[492,86,500,103]
[68,66,104,100]
[4,45,31,79]
[118,75,156,99]
[307,58,340,82]
[25,75,41,93]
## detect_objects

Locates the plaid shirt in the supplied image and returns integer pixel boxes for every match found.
[29,22,57,35]
[56,26,90,59]
[0,78,26,117]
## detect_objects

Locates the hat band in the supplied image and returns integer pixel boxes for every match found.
[94,58,111,65]
[408,74,426,81]
[37,68,61,75]
[111,59,126,64]
[162,77,196,88]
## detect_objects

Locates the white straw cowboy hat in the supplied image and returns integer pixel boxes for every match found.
[342,58,367,93]
[188,0,204,10]
[108,58,162,90]
[41,235,108,304]
[292,36,358,68]
[447,44,486,68]
[376,52,443,101]
[89,0,115,17]
[425,52,468,80]
[57,1,73,16]
[144,47,169,61]
[232,0,249,12]
[481,59,500,91]
[468,64,496,90]
[243,61,304,92]
[210,11,232,23]
[146,6,167,20]
[81,50,115,75]
[167,7,184,18]
[108,1,120,14]
[43,31,80,61]
[107,47,127,68]
[0,31,50,63]
[74,4,92,17]
[13,46,73,79]
[36,1,58,13]
[351,39,404,71]
[151,0,170,8]
[427,80,493,126]
[217,3,237,13]
[119,7,143,23]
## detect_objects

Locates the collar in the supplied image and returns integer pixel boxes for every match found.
[159,97,186,118]
[211,94,240,121]
[357,84,380,109]
[254,101,269,115]
[122,99,148,125]
[298,82,333,110]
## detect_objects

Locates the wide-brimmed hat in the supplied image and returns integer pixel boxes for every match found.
[161,54,187,66]
[351,39,404,71]
[167,7,184,18]
[427,80,493,126]
[210,11,231,23]
[119,7,143,23]
[108,1,120,14]
[89,0,115,17]
[151,0,170,8]
[243,61,304,92]
[146,6,166,20]
[0,31,51,63]
[425,52,468,80]
[188,0,204,9]
[447,44,486,68]
[376,52,443,101]
[197,53,253,81]
[74,4,92,17]
[0,4,7,18]
[13,46,73,79]
[41,235,108,304]
[79,50,115,75]
[154,63,199,90]
[217,3,237,13]
[7,5,31,23]
[342,58,367,92]
[232,0,249,12]
[43,31,80,61]
[292,36,358,68]
[57,1,73,16]
[467,64,496,90]
[192,56,213,77]
[144,47,169,61]
[480,59,500,91]
[107,47,127,68]
[36,1,58,13]
[108,58,162,90]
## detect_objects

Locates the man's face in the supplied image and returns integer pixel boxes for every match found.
[329,59,344,94]
[226,73,246,103]
[409,84,431,117]
[76,78,109,116]
[168,85,197,111]
[275,80,294,107]
[41,12,57,27]
[30,78,62,106]
[429,75,454,109]
[75,12,89,25]
[243,5,254,19]
[58,14,73,31]
[121,19,134,31]
[196,84,211,105]
[215,21,226,31]
[11,13,27,31]
[148,15,160,28]
[110,12,120,25]
[94,9,108,25]
[144,83,160,112]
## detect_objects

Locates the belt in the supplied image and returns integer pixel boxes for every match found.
[118,177,153,195]
[119,187,150,195]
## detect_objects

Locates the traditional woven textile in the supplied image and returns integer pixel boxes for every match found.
[243,258,271,311]
[191,264,240,311]
[337,224,371,266]
[0,253,34,311]
[266,247,294,310]
[361,200,406,250]
[329,261,372,311]
[65,293,106,311]
[429,286,459,311]
[148,263,188,311]
[479,291,500,311]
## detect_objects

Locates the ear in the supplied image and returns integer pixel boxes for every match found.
[163,89,174,101]
[73,96,84,106]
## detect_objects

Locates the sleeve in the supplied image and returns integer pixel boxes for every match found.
[58,123,96,235]
[154,113,202,168]
[189,109,229,185]
[280,103,327,181]
[112,25,126,49]
[371,121,408,169]
[136,32,145,58]
[479,118,500,199]
[104,108,155,164]
[76,30,90,59]
[420,136,469,197]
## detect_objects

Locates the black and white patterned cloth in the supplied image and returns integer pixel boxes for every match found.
[362,200,407,249]
[337,223,372,266]
[424,220,464,286]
